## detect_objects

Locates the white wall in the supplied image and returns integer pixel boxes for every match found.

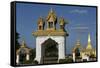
[0,0,99,68]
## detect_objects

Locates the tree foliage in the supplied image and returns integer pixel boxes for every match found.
[30,48,36,60]
[16,32,20,51]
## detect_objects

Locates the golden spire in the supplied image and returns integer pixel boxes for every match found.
[37,16,44,30]
[73,39,81,52]
[21,40,26,48]
[86,33,92,49]
[59,17,65,25]
[38,16,44,24]
[46,8,56,21]
[76,39,81,47]
[50,8,53,13]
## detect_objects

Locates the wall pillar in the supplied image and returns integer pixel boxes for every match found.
[73,53,75,62]
[53,22,55,29]
[34,37,42,64]
[58,37,65,60]
[26,54,29,60]
[16,55,19,64]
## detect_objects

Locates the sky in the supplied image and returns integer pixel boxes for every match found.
[16,2,97,54]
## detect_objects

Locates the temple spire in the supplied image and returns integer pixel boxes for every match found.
[46,8,57,30]
[86,33,92,49]
[72,39,81,53]
[37,16,44,30]
[50,8,53,13]
[21,40,25,48]
[88,33,91,42]
[75,39,81,47]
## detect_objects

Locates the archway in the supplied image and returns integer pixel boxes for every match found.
[41,38,58,64]
[75,48,80,57]
[19,49,27,64]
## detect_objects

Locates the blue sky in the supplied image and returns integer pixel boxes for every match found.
[16,3,97,54]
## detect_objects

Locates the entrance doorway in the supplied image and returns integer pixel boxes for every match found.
[19,49,27,64]
[41,38,58,64]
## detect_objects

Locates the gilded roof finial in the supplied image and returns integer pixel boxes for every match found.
[21,37,26,48]
[72,39,82,52]
[38,16,44,24]
[39,16,42,18]
[46,8,56,21]
[88,33,91,42]
[59,17,65,25]
[39,16,43,20]
[76,39,81,46]
[50,8,53,13]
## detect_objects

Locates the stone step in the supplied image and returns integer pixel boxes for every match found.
[43,57,58,61]
[43,57,58,64]
[43,60,58,64]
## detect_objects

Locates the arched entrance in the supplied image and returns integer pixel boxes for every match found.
[19,49,27,64]
[75,48,80,57]
[41,38,58,64]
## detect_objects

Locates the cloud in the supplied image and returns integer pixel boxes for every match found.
[72,26,89,30]
[70,24,89,33]
[70,9,88,14]
[71,26,89,33]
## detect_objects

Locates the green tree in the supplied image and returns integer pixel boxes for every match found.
[16,32,20,51]
[30,48,36,60]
